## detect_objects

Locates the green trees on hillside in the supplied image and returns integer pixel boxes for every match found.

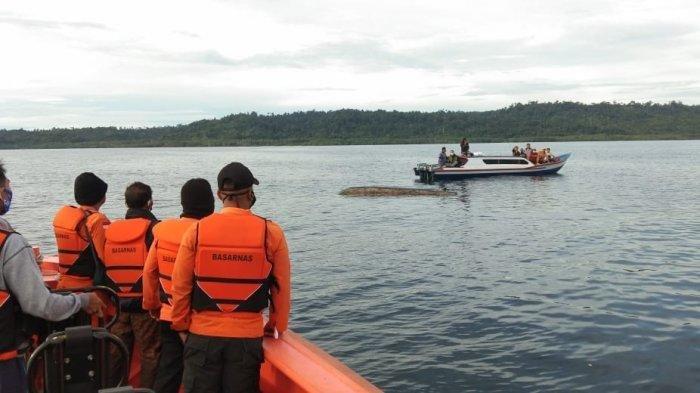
[1,101,698,149]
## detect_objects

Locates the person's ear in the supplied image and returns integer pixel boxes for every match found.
[147,199,153,210]
[217,190,226,202]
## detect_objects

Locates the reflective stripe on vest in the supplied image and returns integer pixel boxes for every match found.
[103,218,151,296]
[192,213,272,313]
[152,218,197,306]
[0,229,19,356]
[52,205,95,277]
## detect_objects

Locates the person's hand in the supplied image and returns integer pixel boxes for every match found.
[148,308,160,320]
[83,293,106,318]
[264,321,279,338]
[178,332,188,343]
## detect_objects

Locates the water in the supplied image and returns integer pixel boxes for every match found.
[1,140,699,392]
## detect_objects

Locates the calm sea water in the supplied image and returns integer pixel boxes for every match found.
[1,140,699,392]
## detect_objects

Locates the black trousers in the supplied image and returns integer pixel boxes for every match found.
[0,358,27,393]
[154,322,184,393]
[182,333,264,393]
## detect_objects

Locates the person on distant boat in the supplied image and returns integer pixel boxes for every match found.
[536,149,547,164]
[96,181,161,389]
[438,147,448,167]
[447,150,459,167]
[170,162,291,393]
[1,162,105,393]
[462,139,474,157]
[53,172,110,289]
[543,148,555,163]
[142,178,215,393]
[460,138,470,156]
[512,145,520,156]
[525,143,541,163]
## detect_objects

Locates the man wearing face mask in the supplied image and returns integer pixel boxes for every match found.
[170,162,291,393]
[0,162,105,392]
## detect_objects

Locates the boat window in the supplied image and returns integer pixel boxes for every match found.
[483,159,527,164]
[519,159,529,164]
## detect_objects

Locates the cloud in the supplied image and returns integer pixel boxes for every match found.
[173,30,201,39]
[142,20,696,75]
[1,0,700,128]
[0,14,107,30]
[296,87,357,92]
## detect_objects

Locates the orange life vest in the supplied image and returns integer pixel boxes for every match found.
[0,229,19,359]
[151,218,197,321]
[192,213,272,313]
[53,206,98,278]
[101,218,151,298]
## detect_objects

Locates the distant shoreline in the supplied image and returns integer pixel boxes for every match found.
[1,136,697,151]
[2,102,699,149]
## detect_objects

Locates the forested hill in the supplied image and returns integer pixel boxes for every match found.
[1,102,699,149]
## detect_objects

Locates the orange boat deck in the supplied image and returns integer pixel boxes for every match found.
[40,255,381,392]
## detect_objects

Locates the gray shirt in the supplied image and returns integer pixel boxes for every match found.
[0,217,88,321]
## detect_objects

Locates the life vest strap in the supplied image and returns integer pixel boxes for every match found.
[194,275,268,284]
[209,298,244,305]
[57,249,81,255]
[158,273,172,280]
[105,266,144,271]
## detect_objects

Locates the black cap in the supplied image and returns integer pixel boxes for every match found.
[217,162,259,191]
[74,172,108,206]
[181,178,215,219]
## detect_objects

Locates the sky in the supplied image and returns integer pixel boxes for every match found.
[1,0,699,129]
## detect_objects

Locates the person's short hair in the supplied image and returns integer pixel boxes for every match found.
[125,182,152,209]
[181,178,215,219]
[74,172,108,206]
[0,161,5,184]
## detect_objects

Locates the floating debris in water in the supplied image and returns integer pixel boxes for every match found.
[339,186,455,197]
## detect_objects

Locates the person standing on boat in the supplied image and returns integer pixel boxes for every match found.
[0,162,105,393]
[142,178,215,393]
[438,147,448,167]
[96,181,161,389]
[53,172,110,289]
[460,138,470,156]
[170,162,291,393]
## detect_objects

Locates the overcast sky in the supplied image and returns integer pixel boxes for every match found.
[1,0,699,128]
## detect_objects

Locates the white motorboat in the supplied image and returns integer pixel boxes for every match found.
[414,153,571,181]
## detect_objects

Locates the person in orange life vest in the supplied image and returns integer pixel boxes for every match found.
[53,172,110,289]
[0,162,105,393]
[96,181,161,388]
[142,178,215,393]
[170,163,291,393]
